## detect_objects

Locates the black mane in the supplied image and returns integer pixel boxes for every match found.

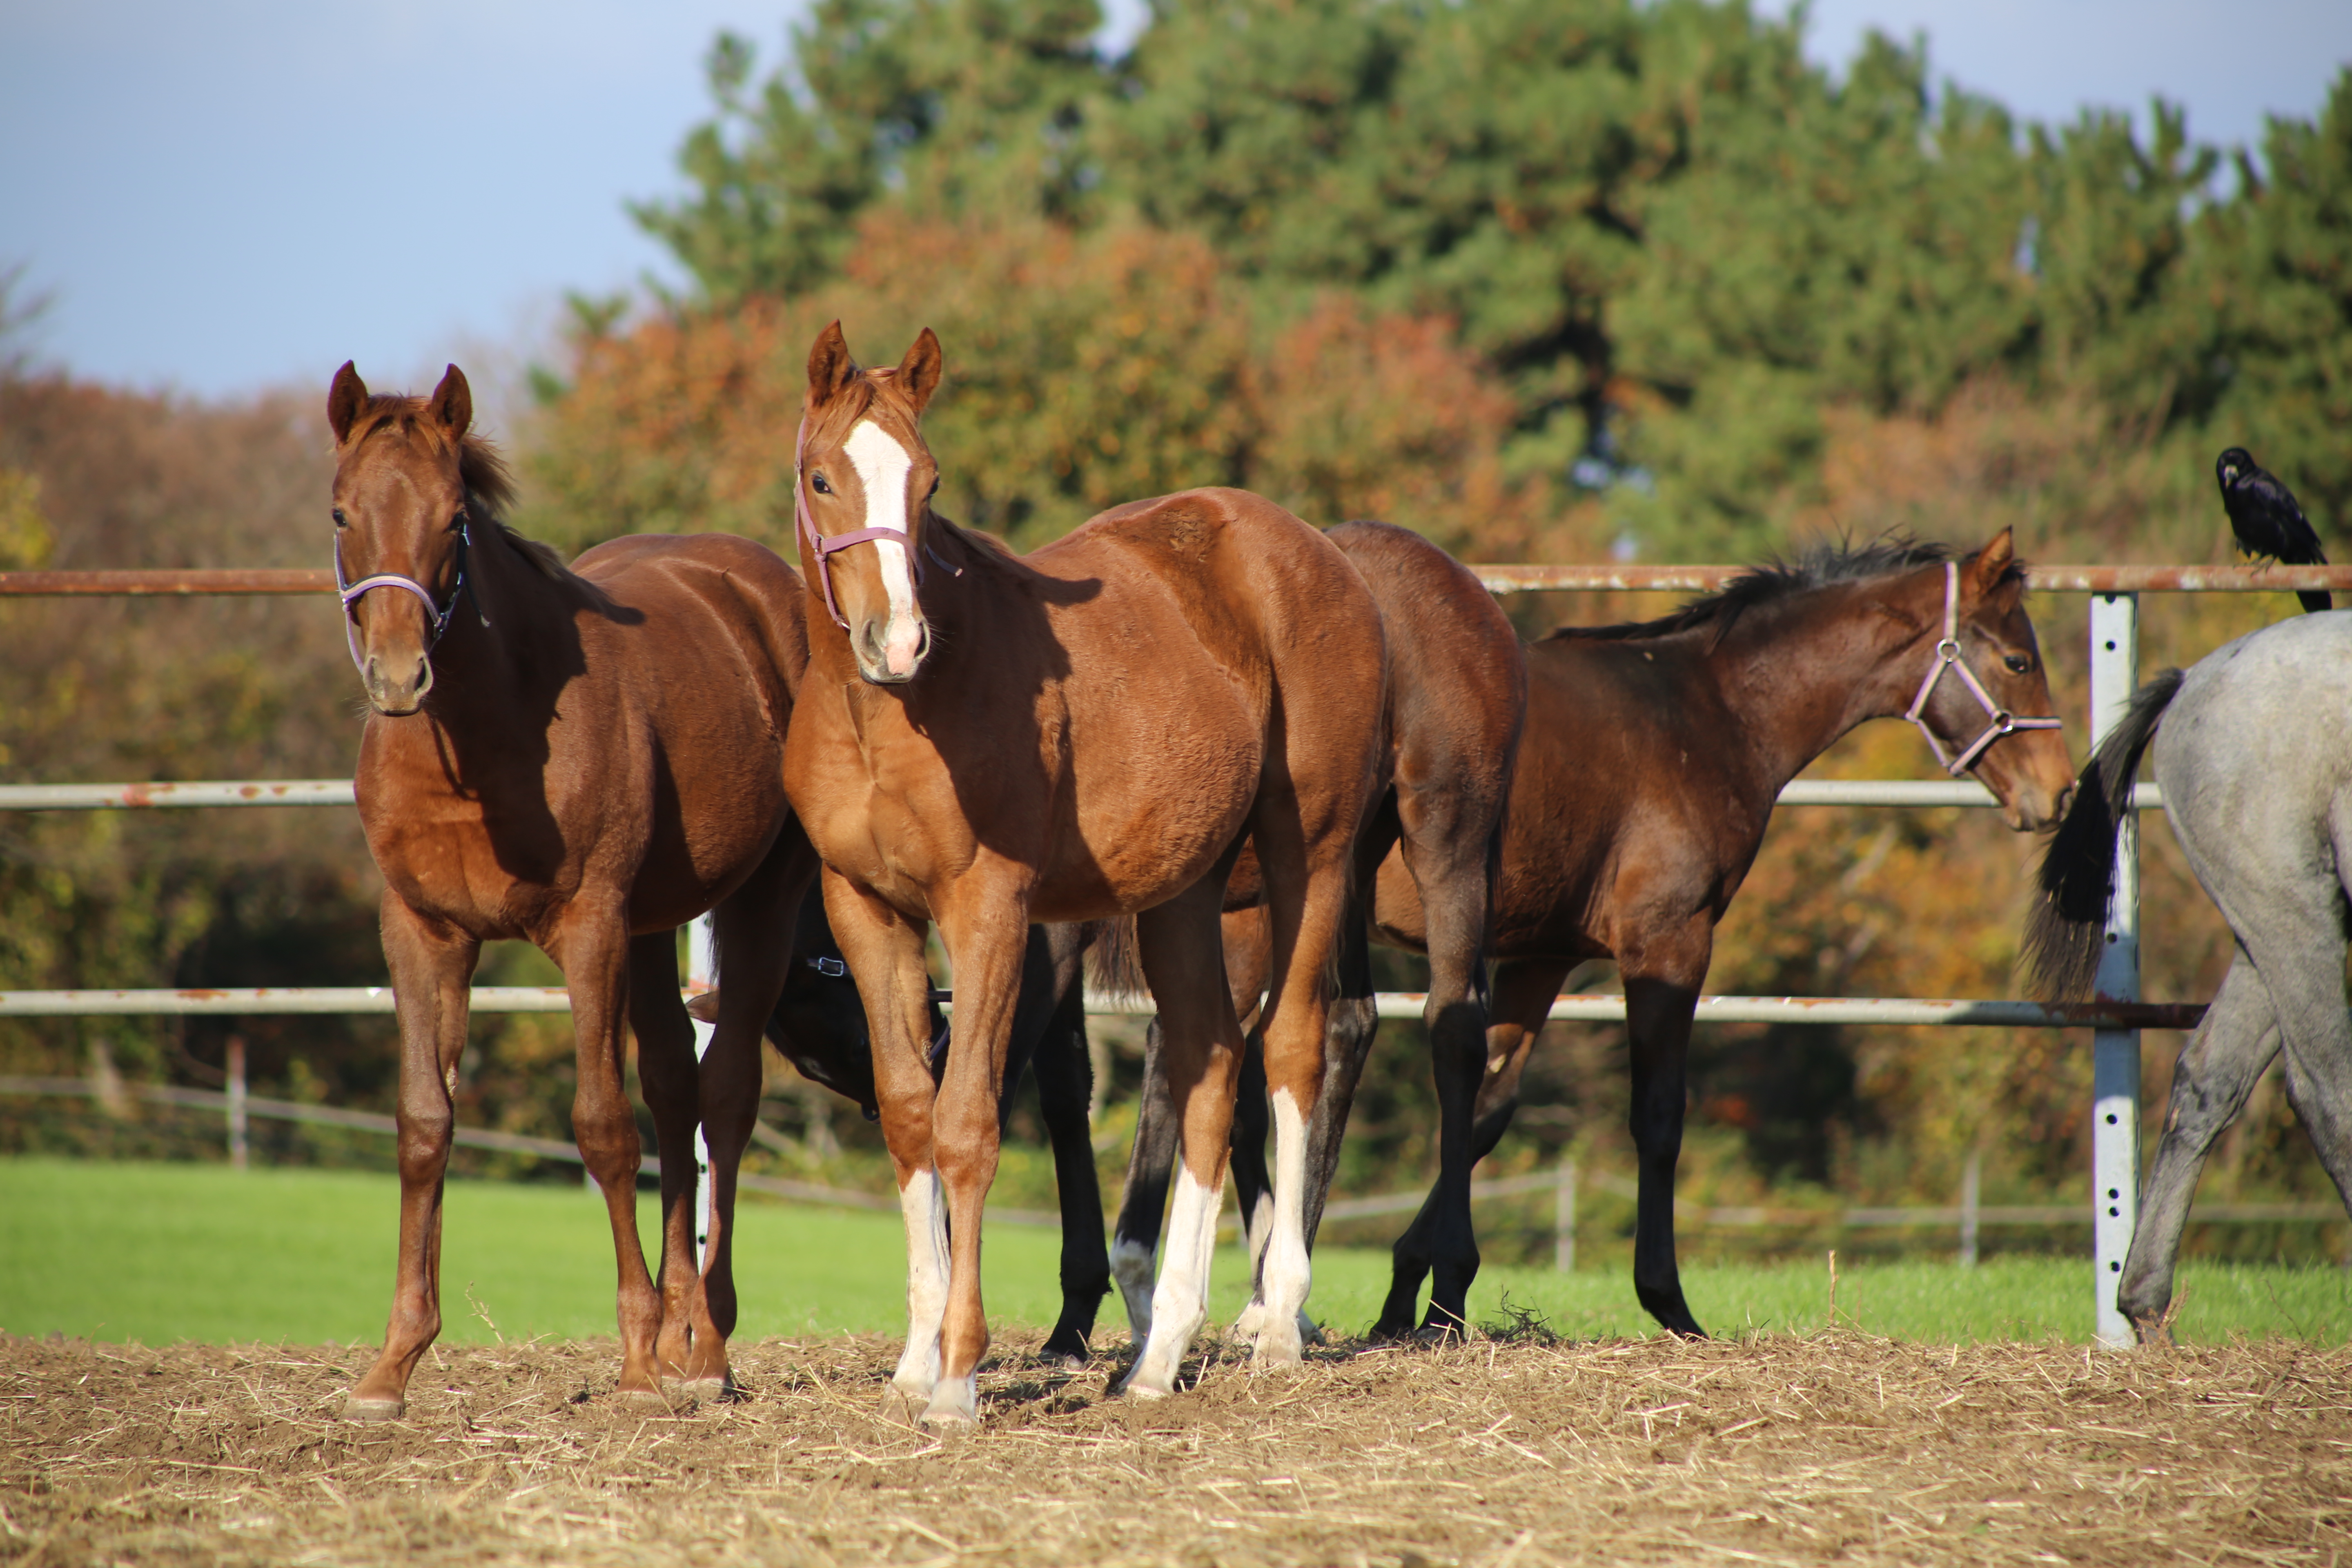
[1544,536,1959,644]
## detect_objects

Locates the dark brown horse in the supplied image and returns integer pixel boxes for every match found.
[1110,519,1526,1342]
[1365,533,2077,1336]
[327,363,816,1419]
[781,323,1386,1424]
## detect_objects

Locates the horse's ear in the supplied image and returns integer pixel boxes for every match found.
[426,364,472,439]
[895,328,943,416]
[806,321,858,408]
[327,361,368,445]
[1968,528,2017,597]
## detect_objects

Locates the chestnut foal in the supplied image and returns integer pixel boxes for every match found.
[330,363,815,1419]
[781,323,1385,1425]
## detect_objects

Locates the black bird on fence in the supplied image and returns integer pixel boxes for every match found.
[2216,447,2331,612]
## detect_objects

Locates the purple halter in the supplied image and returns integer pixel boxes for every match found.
[795,413,924,631]
[332,524,475,677]
[1903,560,2065,775]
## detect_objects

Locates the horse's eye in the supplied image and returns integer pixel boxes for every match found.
[2004,655,2031,675]
[927,476,940,499]
[811,473,833,496]
[332,508,347,528]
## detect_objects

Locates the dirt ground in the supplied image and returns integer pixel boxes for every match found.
[2,1324,2347,1567]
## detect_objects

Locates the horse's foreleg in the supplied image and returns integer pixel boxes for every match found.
[1624,940,1709,1339]
[1401,849,1499,1339]
[823,869,954,1421]
[561,900,666,1399]
[2120,952,2279,1341]
[686,831,819,1391]
[1374,956,1572,1338]
[348,896,478,1421]
[628,932,700,1382]
[1032,926,1111,1365]
[924,883,1029,1428]
[1121,878,1247,1398]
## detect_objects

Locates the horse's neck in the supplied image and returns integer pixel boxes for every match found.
[1705,583,1929,791]
[416,530,576,722]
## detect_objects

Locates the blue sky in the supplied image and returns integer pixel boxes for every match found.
[1,0,2345,405]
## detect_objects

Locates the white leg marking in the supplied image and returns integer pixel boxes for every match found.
[1121,1164,1221,1398]
[893,1167,948,1400]
[1109,1234,1157,1339]
[1253,1089,1311,1367]
[1232,1186,1279,1338]
[842,421,925,677]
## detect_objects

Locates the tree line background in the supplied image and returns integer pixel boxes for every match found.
[4,0,2348,1267]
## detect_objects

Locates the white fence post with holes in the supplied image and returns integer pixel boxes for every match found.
[2089,591,2143,1347]
[687,913,717,1271]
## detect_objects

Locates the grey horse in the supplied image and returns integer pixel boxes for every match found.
[2026,612,2352,1342]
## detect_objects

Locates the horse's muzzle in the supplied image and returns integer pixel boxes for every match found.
[364,651,434,715]
[853,613,929,686]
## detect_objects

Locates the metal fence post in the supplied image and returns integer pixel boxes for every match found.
[1959,1149,1980,1269]
[688,914,717,1272]
[1554,1158,1577,1273]
[225,1034,248,1171]
[2089,591,2143,1347]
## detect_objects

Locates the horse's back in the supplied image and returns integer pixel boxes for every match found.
[2158,614,2352,903]
[571,532,809,700]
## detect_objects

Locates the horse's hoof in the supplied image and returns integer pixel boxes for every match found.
[1297,1310,1325,1348]
[1233,1298,1270,1339]
[920,1378,980,1429]
[342,1394,405,1424]
[676,1375,734,1405]
[1251,1322,1304,1368]
[881,1382,928,1425]
[1119,1374,1172,1401]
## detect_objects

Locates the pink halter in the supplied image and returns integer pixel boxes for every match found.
[1903,561,2065,775]
[794,413,923,631]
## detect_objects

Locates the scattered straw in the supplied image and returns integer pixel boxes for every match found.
[2,1325,2347,1565]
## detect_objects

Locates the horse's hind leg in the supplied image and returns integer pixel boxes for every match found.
[2120,951,2280,1342]
[628,931,702,1383]
[1030,925,1111,1365]
[1110,904,1273,1339]
[1108,1016,1181,1338]
[687,829,820,1390]
[1375,956,1572,1338]
[1121,877,1249,1398]
[348,896,478,1421]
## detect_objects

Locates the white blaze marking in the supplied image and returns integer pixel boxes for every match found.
[842,420,923,675]
[1125,1163,1223,1398]
[1254,1089,1312,1365]
[893,1165,949,1399]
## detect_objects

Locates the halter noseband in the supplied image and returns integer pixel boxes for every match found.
[795,413,924,631]
[332,524,479,677]
[1902,560,2064,775]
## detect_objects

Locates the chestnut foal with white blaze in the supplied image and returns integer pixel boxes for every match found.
[328,363,817,1419]
[782,325,1386,1425]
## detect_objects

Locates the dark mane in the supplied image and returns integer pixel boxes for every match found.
[350,394,566,581]
[1544,536,1971,644]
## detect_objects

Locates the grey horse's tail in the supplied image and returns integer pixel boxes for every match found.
[2023,668,2185,1000]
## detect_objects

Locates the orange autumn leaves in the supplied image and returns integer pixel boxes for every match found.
[526,214,1546,561]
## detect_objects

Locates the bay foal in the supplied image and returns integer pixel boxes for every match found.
[330,364,815,1418]
[781,324,1385,1425]
[1369,534,2078,1336]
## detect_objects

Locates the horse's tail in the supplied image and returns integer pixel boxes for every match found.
[2023,668,2184,1000]
[1083,915,1149,1004]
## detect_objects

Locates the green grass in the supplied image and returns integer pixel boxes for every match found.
[2,1157,2344,1347]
